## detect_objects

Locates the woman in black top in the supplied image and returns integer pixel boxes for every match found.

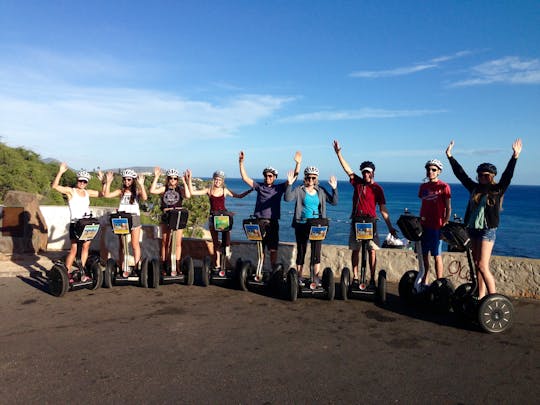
[446,138,522,298]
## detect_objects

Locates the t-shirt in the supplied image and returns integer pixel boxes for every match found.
[119,192,140,215]
[418,180,451,229]
[161,186,184,210]
[252,181,287,219]
[350,175,386,218]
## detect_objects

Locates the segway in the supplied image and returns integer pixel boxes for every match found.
[442,220,514,333]
[340,216,386,304]
[160,207,194,286]
[102,211,159,289]
[235,216,284,294]
[286,217,335,302]
[200,211,237,287]
[48,214,103,297]
[396,209,454,313]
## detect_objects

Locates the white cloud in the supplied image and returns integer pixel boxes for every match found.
[0,49,293,168]
[450,56,540,87]
[349,50,472,78]
[280,107,447,123]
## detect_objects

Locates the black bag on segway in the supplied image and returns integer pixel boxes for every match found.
[168,208,189,230]
[441,222,471,250]
[109,211,133,235]
[306,217,329,241]
[242,217,269,241]
[211,210,234,232]
[74,216,100,241]
[397,214,423,242]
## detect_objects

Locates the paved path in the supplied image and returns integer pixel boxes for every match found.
[1,258,539,404]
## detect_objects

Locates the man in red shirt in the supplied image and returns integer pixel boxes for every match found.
[333,140,398,286]
[418,159,451,284]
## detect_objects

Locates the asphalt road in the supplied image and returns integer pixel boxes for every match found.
[1,272,539,404]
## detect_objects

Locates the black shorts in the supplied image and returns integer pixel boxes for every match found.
[261,219,279,251]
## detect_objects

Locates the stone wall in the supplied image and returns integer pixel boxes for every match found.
[39,206,540,299]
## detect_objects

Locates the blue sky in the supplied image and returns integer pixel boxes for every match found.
[1,0,539,185]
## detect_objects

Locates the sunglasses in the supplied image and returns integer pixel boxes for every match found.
[265,174,274,178]
[305,176,317,180]
[167,177,178,180]
[78,180,88,184]
[123,178,133,181]
[478,173,492,178]
[426,168,439,173]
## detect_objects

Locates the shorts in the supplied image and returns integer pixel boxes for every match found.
[421,227,442,256]
[468,227,497,243]
[261,219,279,251]
[69,222,78,241]
[130,214,142,229]
[348,222,379,251]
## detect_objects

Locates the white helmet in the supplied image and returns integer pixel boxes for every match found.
[166,168,179,177]
[77,170,91,181]
[304,166,319,176]
[262,166,278,177]
[213,170,225,179]
[121,169,137,179]
[425,159,443,171]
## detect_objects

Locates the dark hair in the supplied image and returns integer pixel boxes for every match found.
[360,161,375,171]
[476,162,497,175]
[122,181,138,204]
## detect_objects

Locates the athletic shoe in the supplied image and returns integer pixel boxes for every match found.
[368,279,376,289]
[298,277,305,287]
[81,275,91,282]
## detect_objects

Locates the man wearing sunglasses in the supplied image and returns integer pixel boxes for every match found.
[333,140,398,287]
[239,150,301,267]
[419,159,451,284]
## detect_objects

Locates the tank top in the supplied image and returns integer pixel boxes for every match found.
[118,191,140,215]
[209,193,226,212]
[68,188,90,221]
[161,186,184,210]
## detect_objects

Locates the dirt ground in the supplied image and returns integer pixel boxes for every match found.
[1,261,539,404]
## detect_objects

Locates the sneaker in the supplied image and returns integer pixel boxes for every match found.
[81,275,91,282]
[368,279,376,289]
[298,277,305,287]
[68,272,75,284]
[225,246,232,260]
[122,271,130,278]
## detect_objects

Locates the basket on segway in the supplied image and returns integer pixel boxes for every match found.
[234,216,284,294]
[442,220,514,333]
[102,211,159,289]
[48,214,103,297]
[200,211,239,287]
[159,207,194,286]
[286,217,335,302]
[339,215,386,303]
[396,210,455,313]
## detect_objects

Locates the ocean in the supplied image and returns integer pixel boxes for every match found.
[215,178,540,259]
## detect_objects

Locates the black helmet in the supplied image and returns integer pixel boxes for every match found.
[476,163,497,176]
[360,161,375,172]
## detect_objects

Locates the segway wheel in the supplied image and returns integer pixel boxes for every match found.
[286,268,298,302]
[201,256,211,287]
[429,278,455,313]
[478,294,514,334]
[238,261,250,291]
[103,259,115,288]
[139,259,149,288]
[340,267,351,301]
[182,256,194,286]
[49,263,69,297]
[452,283,474,319]
[322,267,335,301]
[377,270,387,304]
[398,270,418,303]
[89,258,103,291]
[149,258,160,288]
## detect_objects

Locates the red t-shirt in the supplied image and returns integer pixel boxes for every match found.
[350,174,386,218]
[418,180,451,229]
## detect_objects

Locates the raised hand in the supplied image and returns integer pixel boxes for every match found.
[153,166,162,177]
[328,175,337,189]
[333,140,341,154]
[512,138,522,158]
[446,140,455,158]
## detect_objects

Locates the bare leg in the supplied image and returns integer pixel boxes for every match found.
[65,240,77,272]
[80,240,91,268]
[434,255,444,279]
[422,254,431,284]
[211,229,220,268]
[369,249,377,281]
[351,250,359,279]
[477,240,496,298]
[131,227,142,266]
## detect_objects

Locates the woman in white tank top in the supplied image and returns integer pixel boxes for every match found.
[52,162,101,280]
[102,169,148,277]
